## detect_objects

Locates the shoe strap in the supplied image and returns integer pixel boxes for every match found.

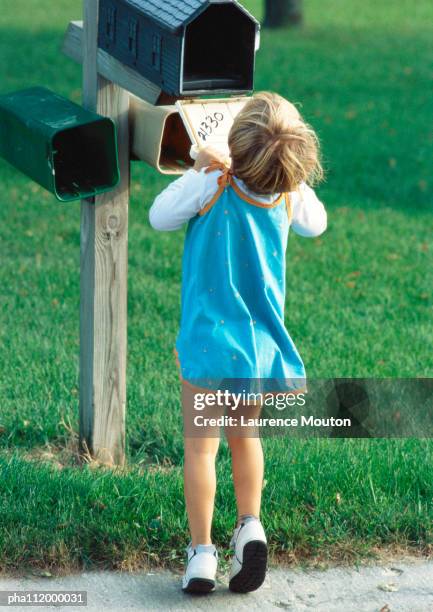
[186,543,218,560]
[195,544,217,556]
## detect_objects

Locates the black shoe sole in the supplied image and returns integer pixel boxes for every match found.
[229,540,268,593]
[182,578,215,594]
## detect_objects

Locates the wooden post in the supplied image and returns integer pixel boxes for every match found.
[80,0,129,465]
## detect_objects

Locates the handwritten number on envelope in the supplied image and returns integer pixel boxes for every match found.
[197,112,225,142]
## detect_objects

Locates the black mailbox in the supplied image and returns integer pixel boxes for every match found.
[98,0,260,97]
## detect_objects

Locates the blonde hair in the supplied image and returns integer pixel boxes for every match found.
[228,92,323,195]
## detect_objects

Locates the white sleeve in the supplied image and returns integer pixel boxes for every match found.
[149,169,219,231]
[290,183,327,237]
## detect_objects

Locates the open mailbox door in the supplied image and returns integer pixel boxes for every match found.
[175,98,249,161]
[130,96,250,175]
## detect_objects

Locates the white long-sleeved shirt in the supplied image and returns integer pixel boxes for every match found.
[149,168,327,237]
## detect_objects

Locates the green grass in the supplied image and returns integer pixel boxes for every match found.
[0,0,432,572]
[1,439,433,573]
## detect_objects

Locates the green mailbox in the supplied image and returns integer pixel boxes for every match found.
[0,87,120,202]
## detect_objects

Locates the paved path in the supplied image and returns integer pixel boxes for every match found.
[1,560,432,611]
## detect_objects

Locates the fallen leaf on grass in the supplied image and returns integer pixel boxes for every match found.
[346,281,356,289]
[31,570,52,578]
[383,566,403,576]
[378,583,399,592]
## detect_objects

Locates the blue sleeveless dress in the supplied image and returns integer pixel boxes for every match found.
[175,167,306,391]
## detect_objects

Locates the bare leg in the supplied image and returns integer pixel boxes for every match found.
[226,435,263,520]
[225,400,264,520]
[182,382,223,547]
[184,436,220,546]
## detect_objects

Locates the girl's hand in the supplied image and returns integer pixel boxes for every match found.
[193,146,229,172]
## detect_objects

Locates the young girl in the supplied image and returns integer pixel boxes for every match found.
[149,92,327,594]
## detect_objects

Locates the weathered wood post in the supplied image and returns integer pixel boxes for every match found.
[80,0,129,465]
[2,0,257,469]
[60,0,260,467]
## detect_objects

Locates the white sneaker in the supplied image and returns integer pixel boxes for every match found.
[182,543,218,594]
[229,517,267,593]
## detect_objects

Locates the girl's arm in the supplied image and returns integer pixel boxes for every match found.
[149,148,227,231]
[290,183,327,237]
[149,169,208,231]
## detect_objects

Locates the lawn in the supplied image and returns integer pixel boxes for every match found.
[0,0,432,573]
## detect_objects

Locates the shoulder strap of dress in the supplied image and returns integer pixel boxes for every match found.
[285,192,293,222]
[199,162,233,217]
